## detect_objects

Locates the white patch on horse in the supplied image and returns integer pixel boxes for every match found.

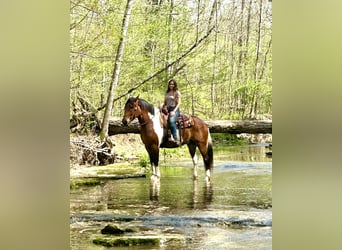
[148,107,164,146]
[207,128,212,145]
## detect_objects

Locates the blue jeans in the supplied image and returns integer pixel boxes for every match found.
[168,108,180,140]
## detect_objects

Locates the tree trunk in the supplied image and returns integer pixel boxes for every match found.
[243,0,252,80]
[107,118,272,135]
[100,0,134,140]
[195,0,201,42]
[259,37,272,81]
[254,0,263,81]
[166,0,174,76]
[227,0,236,116]
[236,0,245,81]
[211,0,219,116]
[249,0,263,119]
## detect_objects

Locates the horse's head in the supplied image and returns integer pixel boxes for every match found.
[122,95,141,125]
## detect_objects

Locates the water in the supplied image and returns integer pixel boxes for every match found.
[70,144,272,249]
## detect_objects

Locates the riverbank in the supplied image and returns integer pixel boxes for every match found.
[70,133,272,166]
[70,164,146,189]
[70,133,272,177]
[70,134,146,167]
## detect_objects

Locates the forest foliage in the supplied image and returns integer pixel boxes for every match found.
[70,0,272,121]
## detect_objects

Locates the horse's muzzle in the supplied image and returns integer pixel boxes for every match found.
[122,119,128,126]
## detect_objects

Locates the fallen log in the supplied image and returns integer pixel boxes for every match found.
[108,119,272,135]
[205,120,272,134]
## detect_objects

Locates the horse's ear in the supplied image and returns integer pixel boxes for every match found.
[134,95,140,105]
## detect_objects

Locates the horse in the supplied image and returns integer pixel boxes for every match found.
[122,95,214,182]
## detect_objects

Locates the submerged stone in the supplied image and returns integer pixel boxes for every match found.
[100,224,139,235]
[101,224,125,235]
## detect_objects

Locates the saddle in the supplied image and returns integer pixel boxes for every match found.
[159,109,194,148]
[176,114,194,129]
[159,108,194,129]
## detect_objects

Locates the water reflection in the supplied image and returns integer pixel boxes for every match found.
[214,144,272,162]
[71,163,271,215]
[148,177,214,211]
[149,179,160,201]
[191,180,213,210]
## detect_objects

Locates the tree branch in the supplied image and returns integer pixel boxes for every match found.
[95,27,214,112]
[112,26,215,102]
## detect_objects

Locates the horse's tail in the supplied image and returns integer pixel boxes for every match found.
[206,129,214,170]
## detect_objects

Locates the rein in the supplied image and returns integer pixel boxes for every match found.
[136,106,152,127]
[138,114,150,126]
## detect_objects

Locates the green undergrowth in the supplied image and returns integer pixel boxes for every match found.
[211,133,248,146]
[136,134,248,167]
[113,133,249,167]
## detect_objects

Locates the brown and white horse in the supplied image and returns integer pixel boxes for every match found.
[122,96,213,182]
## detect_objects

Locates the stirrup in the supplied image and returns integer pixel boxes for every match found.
[170,138,181,146]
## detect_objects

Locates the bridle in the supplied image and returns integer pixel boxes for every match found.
[128,101,149,126]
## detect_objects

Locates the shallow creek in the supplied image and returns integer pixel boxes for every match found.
[70,144,272,249]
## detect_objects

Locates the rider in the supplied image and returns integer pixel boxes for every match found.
[163,79,181,143]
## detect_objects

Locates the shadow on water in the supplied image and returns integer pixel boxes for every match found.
[70,144,272,249]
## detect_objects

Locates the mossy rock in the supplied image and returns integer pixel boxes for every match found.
[70,178,101,189]
[93,237,160,247]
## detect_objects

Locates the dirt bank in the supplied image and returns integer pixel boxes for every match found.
[70,134,145,168]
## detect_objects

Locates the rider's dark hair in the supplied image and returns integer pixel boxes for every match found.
[166,79,178,93]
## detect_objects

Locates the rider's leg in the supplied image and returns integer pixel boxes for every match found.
[169,109,180,141]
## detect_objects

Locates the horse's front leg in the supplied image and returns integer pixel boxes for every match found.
[146,144,160,180]
[150,163,160,181]
[151,163,156,178]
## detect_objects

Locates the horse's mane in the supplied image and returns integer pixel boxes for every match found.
[139,98,155,115]
[127,97,155,115]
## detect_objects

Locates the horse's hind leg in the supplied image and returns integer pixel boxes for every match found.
[187,143,198,179]
[197,142,212,183]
